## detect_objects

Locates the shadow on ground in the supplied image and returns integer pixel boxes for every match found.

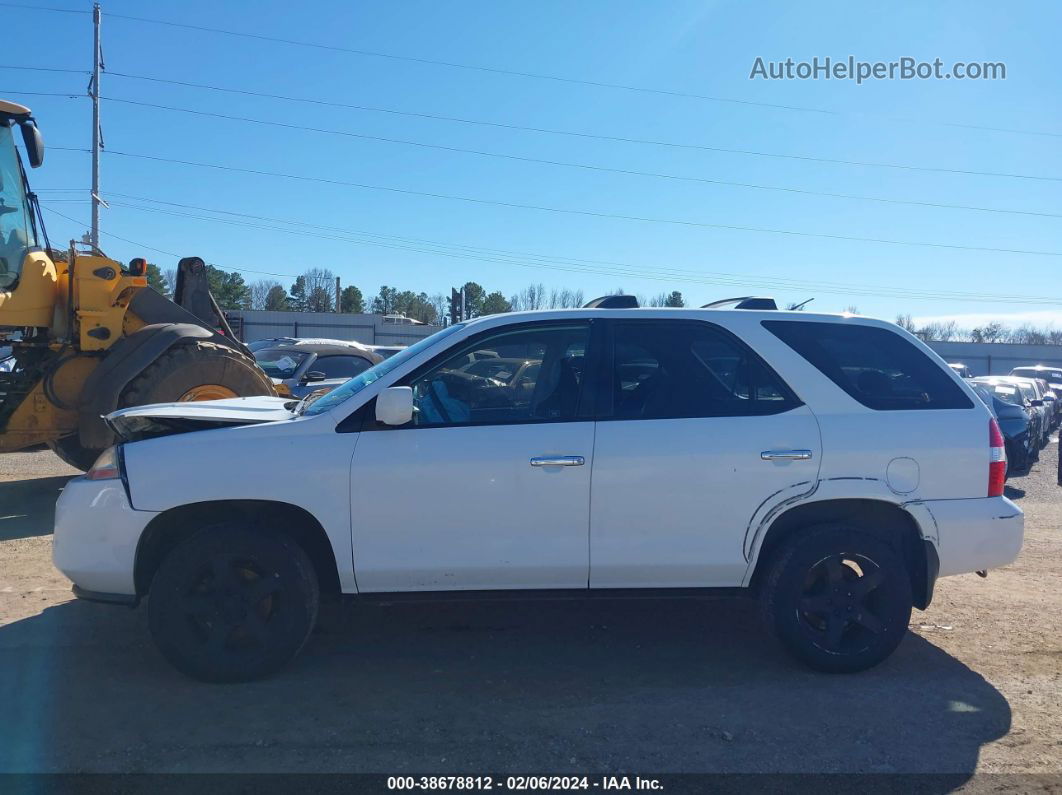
[0,593,1010,781]
[0,477,71,541]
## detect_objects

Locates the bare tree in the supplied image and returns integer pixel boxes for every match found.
[163,268,177,296]
[549,288,584,309]
[895,314,917,333]
[510,283,547,312]
[248,279,282,310]
[970,322,1005,344]
[428,293,447,323]
[301,267,337,311]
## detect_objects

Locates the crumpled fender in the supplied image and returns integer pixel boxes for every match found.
[77,323,215,449]
[742,476,939,572]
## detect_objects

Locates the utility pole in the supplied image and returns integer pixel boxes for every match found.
[89,2,102,249]
[335,276,341,313]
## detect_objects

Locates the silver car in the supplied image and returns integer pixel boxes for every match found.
[253,339,383,399]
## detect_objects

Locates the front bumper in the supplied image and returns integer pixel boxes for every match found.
[53,476,158,598]
[923,496,1024,577]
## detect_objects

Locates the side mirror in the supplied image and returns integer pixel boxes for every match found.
[1030,399,1044,407]
[303,371,326,383]
[20,121,43,168]
[376,386,413,426]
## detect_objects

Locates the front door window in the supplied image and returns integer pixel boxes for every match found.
[408,324,590,427]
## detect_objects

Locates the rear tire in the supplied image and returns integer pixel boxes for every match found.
[148,524,319,682]
[119,339,274,409]
[761,525,913,673]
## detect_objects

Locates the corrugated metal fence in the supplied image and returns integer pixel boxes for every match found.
[926,341,1062,377]
[225,309,1061,374]
[225,310,442,346]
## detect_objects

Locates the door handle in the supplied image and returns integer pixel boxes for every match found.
[760,449,813,461]
[530,456,585,467]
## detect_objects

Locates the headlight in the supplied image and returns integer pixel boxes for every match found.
[86,445,122,481]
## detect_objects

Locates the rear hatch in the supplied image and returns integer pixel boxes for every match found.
[106,396,297,442]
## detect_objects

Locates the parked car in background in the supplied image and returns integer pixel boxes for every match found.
[978,377,1048,450]
[1010,365,1062,401]
[54,305,1023,681]
[970,381,1035,472]
[365,344,406,360]
[1008,377,1054,443]
[253,339,383,398]
[1031,378,1059,428]
[246,337,299,353]
[948,363,972,378]
[381,314,424,325]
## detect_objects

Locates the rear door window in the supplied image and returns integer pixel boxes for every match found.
[763,321,972,411]
[607,321,799,420]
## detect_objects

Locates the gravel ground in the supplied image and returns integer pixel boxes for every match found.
[0,440,1059,783]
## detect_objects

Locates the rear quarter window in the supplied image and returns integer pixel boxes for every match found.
[762,320,973,411]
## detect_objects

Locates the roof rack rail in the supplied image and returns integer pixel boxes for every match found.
[583,294,639,309]
[701,296,778,310]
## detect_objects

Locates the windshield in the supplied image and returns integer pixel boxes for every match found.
[0,126,36,290]
[1012,368,1062,382]
[254,349,310,379]
[302,323,466,417]
[989,384,1022,406]
[1014,383,1036,402]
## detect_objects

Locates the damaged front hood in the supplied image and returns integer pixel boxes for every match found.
[106,396,298,442]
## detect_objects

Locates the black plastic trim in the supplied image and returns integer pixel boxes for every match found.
[914,540,941,610]
[349,587,750,604]
[71,585,139,607]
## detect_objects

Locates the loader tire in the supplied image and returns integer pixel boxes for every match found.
[119,339,274,409]
[48,434,105,471]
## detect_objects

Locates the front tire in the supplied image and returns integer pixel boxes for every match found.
[148,524,319,682]
[761,526,913,673]
[120,339,274,409]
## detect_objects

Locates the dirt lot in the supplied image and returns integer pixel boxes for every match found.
[0,441,1059,782]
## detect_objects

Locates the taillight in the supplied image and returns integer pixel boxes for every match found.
[988,418,1006,497]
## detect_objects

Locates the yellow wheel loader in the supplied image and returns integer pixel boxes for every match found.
[0,100,275,469]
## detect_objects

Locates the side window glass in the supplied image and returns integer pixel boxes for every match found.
[409,325,590,427]
[611,322,795,419]
[763,320,972,411]
[314,355,371,379]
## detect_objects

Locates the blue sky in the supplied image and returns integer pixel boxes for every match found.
[5,0,1061,325]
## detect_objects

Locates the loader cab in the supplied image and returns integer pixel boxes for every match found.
[0,102,41,294]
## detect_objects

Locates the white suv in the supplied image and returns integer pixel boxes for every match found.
[53,302,1024,681]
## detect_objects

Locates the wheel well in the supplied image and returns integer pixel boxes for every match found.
[750,499,933,609]
[134,500,342,597]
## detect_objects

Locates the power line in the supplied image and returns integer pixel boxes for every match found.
[0,2,87,14]
[102,70,1061,183]
[42,205,180,256]
[41,204,308,278]
[0,64,90,74]
[95,11,1060,137]
[5,5,1058,137]
[97,196,1062,305]
[104,192,1062,302]
[99,148,1062,258]
[103,95,1061,220]
[0,90,83,98]
[43,197,1062,304]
